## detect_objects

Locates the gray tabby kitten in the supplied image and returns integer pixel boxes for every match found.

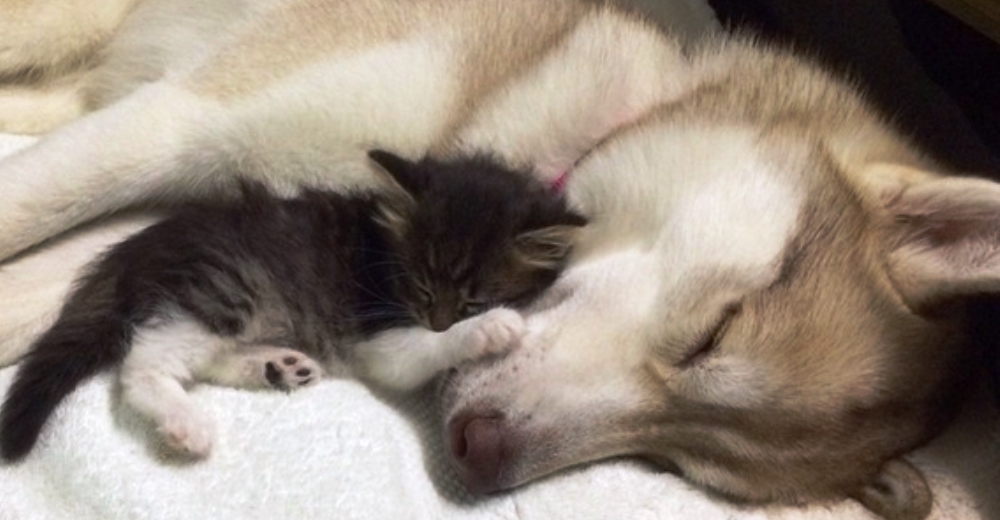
[0,150,586,460]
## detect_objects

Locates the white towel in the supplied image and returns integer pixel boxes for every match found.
[1,360,998,520]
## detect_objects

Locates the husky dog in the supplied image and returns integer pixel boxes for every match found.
[0,0,997,518]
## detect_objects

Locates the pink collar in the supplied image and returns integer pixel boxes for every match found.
[550,170,570,193]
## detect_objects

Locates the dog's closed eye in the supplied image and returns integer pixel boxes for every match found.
[677,303,741,368]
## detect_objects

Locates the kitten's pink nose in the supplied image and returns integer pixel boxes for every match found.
[447,413,505,494]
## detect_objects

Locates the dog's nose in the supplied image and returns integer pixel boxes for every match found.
[447,413,505,494]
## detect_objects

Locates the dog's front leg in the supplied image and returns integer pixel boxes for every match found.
[0,82,228,260]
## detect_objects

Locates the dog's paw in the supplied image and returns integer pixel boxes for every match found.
[263,349,323,391]
[467,308,526,358]
[158,408,215,458]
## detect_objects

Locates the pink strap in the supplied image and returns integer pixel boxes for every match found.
[550,171,569,193]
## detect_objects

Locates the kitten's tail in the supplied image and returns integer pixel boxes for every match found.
[0,268,129,462]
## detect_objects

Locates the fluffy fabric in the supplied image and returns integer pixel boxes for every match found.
[0,364,998,519]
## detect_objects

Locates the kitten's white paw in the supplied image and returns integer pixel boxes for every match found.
[158,408,215,458]
[468,308,526,358]
[262,348,323,391]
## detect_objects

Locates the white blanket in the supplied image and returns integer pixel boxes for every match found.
[1,2,999,517]
[2,341,999,520]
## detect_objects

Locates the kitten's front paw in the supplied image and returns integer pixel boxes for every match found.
[263,349,323,391]
[159,408,215,458]
[468,308,526,358]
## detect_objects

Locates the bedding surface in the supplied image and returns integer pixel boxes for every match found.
[2,355,997,520]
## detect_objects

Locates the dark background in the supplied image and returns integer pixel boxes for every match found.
[709,0,1000,174]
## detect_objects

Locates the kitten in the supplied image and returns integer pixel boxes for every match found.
[0,150,586,460]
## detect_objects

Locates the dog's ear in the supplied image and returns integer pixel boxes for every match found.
[867,163,1000,310]
[849,458,932,520]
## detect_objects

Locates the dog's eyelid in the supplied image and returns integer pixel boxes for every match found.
[721,301,742,319]
[677,301,742,368]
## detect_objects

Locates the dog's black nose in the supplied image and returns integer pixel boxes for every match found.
[447,413,505,494]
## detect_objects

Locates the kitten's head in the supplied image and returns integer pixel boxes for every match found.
[368,149,587,332]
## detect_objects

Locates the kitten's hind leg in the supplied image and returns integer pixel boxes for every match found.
[353,308,525,391]
[201,346,323,392]
[120,316,234,458]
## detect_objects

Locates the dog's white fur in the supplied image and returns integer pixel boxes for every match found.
[1,1,999,519]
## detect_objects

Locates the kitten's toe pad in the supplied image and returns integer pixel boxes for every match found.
[469,308,526,357]
[159,408,215,458]
[263,349,323,391]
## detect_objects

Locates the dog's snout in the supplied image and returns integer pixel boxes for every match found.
[447,413,505,494]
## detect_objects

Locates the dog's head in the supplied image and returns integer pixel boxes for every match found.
[440,120,995,519]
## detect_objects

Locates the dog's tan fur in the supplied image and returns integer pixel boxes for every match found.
[0,0,137,80]
[0,0,139,133]
[0,1,997,519]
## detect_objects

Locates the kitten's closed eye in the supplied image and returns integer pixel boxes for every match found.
[413,283,434,307]
[460,299,489,318]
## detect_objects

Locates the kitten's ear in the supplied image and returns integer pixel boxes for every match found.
[556,210,588,228]
[369,150,422,237]
[368,149,428,195]
[515,224,583,268]
[372,195,414,238]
